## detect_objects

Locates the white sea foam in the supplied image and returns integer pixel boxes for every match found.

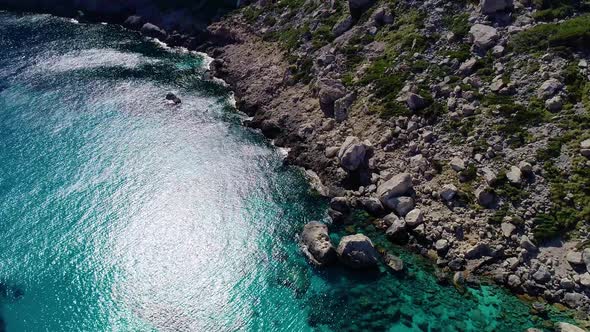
[32,48,157,73]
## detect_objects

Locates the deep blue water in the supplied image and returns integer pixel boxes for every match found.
[0,11,578,332]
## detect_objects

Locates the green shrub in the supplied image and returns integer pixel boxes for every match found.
[511,14,590,52]
[242,6,263,23]
[276,0,306,10]
[292,57,314,84]
[492,171,530,204]
[444,13,470,39]
[533,5,574,21]
[373,101,410,119]
[562,62,590,105]
[444,44,472,62]
[361,58,408,99]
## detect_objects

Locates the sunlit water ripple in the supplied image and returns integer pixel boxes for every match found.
[0,11,578,332]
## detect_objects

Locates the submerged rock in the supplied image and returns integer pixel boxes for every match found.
[384,253,404,272]
[336,234,379,269]
[166,92,182,104]
[300,221,336,266]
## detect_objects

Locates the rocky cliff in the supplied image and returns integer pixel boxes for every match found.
[205,0,590,322]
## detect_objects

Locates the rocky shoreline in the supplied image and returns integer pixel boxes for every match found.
[3,0,589,329]
[200,2,590,329]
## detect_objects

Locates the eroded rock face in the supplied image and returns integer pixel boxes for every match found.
[336,234,379,268]
[300,221,336,266]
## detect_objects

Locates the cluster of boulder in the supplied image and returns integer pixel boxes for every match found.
[121,14,208,49]
[300,221,391,270]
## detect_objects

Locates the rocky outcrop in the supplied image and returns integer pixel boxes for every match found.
[141,22,167,40]
[300,221,336,266]
[336,234,379,269]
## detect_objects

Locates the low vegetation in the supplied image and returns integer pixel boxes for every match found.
[511,14,590,52]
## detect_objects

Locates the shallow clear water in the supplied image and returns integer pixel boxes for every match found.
[0,11,576,332]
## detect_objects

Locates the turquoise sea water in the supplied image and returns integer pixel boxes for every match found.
[0,11,578,331]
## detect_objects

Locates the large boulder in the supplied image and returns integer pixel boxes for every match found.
[385,217,407,240]
[338,136,369,172]
[537,78,563,99]
[384,253,404,272]
[566,250,584,266]
[475,186,496,208]
[141,23,167,40]
[584,248,590,273]
[349,0,375,19]
[318,80,346,117]
[555,322,587,332]
[300,222,336,266]
[386,196,415,216]
[336,234,379,268]
[405,208,424,228]
[332,17,355,38]
[405,92,427,111]
[480,0,512,14]
[123,15,144,30]
[334,92,356,123]
[469,24,498,50]
[377,173,413,202]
